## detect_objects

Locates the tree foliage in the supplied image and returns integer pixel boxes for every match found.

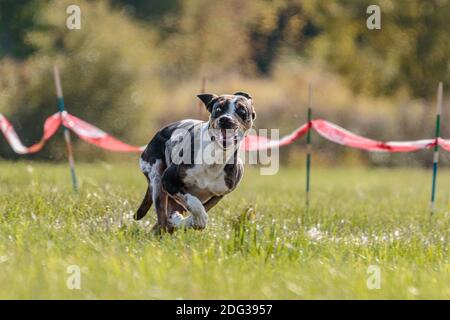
[0,0,449,162]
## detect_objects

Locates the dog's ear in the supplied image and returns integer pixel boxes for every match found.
[197,93,218,112]
[234,91,252,100]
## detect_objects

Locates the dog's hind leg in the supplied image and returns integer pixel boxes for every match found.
[166,197,187,229]
[150,159,170,232]
[134,185,153,220]
[151,191,169,234]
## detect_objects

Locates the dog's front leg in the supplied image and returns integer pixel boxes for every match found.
[169,195,221,229]
[168,193,208,230]
[162,165,208,230]
[203,195,223,212]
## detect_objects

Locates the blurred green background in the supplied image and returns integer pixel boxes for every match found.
[0,0,449,166]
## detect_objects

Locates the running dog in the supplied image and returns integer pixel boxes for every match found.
[135,92,256,232]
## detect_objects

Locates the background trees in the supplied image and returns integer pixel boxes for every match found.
[1,0,449,165]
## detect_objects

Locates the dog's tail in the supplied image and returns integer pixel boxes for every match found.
[134,187,153,220]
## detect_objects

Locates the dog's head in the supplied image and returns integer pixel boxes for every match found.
[197,92,256,149]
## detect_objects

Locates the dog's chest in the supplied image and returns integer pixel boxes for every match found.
[183,165,230,197]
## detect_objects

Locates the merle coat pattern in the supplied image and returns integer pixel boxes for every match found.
[135,92,256,232]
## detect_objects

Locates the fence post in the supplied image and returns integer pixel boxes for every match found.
[53,65,78,192]
[306,83,312,208]
[430,82,443,215]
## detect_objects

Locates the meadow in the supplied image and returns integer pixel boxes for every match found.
[0,161,448,299]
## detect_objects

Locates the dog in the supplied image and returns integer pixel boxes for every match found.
[134,92,256,232]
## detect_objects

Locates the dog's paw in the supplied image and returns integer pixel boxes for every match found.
[168,211,184,228]
[169,213,208,230]
[192,213,208,230]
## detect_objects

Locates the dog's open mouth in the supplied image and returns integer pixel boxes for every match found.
[214,128,238,149]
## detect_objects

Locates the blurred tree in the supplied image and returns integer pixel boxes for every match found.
[0,0,44,59]
[249,0,318,75]
[1,0,163,160]
[111,0,180,26]
[158,0,257,79]
[306,0,450,99]
[1,0,450,163]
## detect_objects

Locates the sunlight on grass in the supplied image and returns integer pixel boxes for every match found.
[0,162,448,299]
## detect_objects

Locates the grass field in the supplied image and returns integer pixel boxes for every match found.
[0,161,448,299]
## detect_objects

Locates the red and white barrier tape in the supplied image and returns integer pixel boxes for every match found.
[243,119,440,152]
[0,112,143,154]
[62,112,143,153]
[0,112,61,154]
[2,111,450,154]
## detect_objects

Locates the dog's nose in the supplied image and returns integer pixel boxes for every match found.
[218,116,235,128]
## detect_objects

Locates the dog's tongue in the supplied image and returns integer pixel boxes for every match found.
[220,128,238,149]
[221,129,227,148]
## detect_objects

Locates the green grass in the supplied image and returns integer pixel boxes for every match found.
[0,161,448,299]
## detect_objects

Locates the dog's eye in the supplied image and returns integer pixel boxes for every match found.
[215,106,222,112]
[237,107,247,119]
